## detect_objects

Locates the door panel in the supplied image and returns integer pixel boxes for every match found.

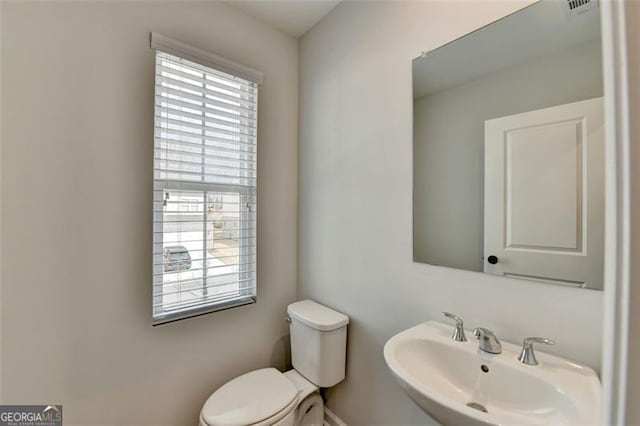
[484,97,604,289]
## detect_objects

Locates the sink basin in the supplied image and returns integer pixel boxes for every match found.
[383,321,601,426]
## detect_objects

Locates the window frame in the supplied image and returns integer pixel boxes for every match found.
[150,34,261,325]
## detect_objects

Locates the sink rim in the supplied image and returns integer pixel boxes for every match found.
[383,321,602,425]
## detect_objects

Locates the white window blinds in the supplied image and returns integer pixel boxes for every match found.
[152,37,259,325]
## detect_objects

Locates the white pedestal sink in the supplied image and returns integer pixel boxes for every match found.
[383,321,601,426]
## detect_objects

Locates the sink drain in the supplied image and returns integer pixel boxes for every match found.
[466,402,488,413]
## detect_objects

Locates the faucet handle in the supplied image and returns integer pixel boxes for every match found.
[441,312,467,342]
[517,337,555,366]
[523,337,555,346]
[442,311,463,324]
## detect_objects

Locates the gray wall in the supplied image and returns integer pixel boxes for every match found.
[413,40,603,271]
[1,2,298,424]
[299,2,603,424]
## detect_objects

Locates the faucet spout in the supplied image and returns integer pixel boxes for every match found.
[473,327,502,354]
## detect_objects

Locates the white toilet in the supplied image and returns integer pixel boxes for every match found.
[199,300,349,426]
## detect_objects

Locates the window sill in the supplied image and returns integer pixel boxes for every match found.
[152,295,256,326]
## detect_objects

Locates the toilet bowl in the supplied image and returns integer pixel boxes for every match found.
[199,300,349,426]
[294,393,324,426]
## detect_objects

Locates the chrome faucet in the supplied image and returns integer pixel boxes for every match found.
[473,327,502,354]
[517,337,555,366]
[441,312,467,342]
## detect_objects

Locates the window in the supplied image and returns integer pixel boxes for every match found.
[151,34,262,325]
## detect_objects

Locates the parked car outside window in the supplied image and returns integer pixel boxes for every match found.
[163,246,192,272]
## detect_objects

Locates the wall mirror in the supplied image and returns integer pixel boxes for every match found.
[412,0,604,290]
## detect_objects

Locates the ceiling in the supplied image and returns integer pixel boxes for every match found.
[225,0,342,38]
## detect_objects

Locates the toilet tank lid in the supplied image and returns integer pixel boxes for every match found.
[287,300,349,331]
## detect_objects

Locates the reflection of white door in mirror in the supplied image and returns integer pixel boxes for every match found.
[484,97,604,290]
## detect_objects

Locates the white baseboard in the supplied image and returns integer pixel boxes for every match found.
[324,407,347,426]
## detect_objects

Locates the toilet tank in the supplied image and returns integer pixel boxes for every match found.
[287,300,349,388]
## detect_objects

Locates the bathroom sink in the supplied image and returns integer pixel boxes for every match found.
[383,321,601,426]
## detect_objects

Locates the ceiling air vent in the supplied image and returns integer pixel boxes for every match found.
[566,0,597,17]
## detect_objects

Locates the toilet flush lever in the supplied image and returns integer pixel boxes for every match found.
[442,312,467,342]
[285,315,292,323]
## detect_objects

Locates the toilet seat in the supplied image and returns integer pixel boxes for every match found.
[200,368,299,426]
